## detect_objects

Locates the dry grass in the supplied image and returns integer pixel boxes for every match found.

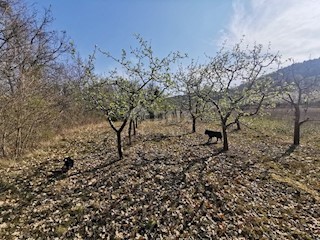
[270,173,320,202]
[0,115,319,239]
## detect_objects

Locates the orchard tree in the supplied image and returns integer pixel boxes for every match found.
[126,84,172,145]
[141,83,176,122]
[85,36,184,159]
[199,41,279,151]
[277,59,320,145]
[175,60,210,132]
[87,76,140,158]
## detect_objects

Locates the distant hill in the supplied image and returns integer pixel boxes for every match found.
[272,58,320,81]
[169,58,320,108]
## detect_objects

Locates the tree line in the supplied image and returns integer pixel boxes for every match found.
[1,0,319,159]
[0,0,92,158]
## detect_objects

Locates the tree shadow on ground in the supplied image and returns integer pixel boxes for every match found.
[0,131,269,239]
[281,144,297,157]
[97,148,227,238]
[193,141,219,147]
[273,144,297,162]
[68,157,121,178]
[140,132,193,143]
[2,121,319,239]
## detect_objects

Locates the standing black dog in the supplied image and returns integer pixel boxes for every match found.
[205,129,222,142]
[62,157,74,172]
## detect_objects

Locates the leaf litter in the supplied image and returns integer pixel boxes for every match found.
[0,120,319,239]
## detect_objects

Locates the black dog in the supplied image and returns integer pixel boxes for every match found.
[62,157,74,172]
[205,129,222,142]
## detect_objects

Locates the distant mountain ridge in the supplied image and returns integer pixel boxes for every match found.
[170,58,320,106]
[274,58,320,80]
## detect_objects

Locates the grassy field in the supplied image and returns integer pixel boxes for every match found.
[0,113,319,239]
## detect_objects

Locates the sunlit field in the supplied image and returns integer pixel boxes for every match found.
[0,109,319,239]
[1,0,320,239]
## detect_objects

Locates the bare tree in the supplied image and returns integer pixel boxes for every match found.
[0,0,70,157]
[278,59,320,145]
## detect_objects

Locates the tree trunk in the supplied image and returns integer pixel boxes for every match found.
[15,127,22,158]
[293,105,300,145]
[1,132,7,157]
[180,109,183,120]
[222,120,229,151]
[192,116,196,133]
[236,119,241,131]
[116,131,123,159]
[107,115,129,160]
[172,111,176,120]
[135,117,138,129]
[149,110,155,120]
[133,119,136,136]
[128,119,132,145]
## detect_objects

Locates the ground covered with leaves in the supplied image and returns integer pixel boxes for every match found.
[0,118,319,239]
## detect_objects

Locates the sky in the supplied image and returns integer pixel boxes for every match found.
[25,0,320,74]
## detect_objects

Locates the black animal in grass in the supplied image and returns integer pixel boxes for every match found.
[61,157,74,172]
[49,157,74,178]
[205,129,222,143]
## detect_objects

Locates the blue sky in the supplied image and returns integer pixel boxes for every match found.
[26,0,320,73]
